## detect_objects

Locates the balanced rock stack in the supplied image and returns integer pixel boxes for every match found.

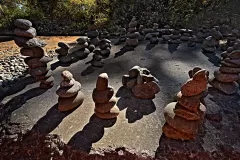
[163,68,209,140]
[119,28,127,42]
[56,38,90,63]
[180,29,193,42]
[98,39,112,59]
[87,50,104,68]
[122,66,160,99]
[196,22,211,43]
[210,42,240,95]
[100,29,110,39]
[159,26,172,44]
[93,73,120,119]
[149,23,160,44]
[87,24,99,47]
[169,30,181,44]
[56,70,84,112]
[126,17,140,48]
[13,19,54,89]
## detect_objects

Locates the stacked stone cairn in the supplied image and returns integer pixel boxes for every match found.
[159,26,172,44]
[202,26,222,53]
[13,19,54,89]
[210,41,240,95]
[196,22,211,43]
[119,28,127,42]
[93,73,120,119]
[100,29,110,39]
[138,25,145,41]
[180,29,193,42]
[219,19,232,38]
[87,24,99,48]
[126,17,140,48]
[169,30,181,44]
[221,30,238,51]
[56,70,84,112]
[56,38,90,63]
[98,39,112,59]
[163,68,209,140]
[149,23,160,44]
[122,66,160,99]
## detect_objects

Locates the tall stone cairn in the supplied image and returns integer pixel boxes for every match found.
[98,39,112,59]
[87,23,99,48]
[93,73,120,119]
[13,19,54,89]
[126,17,140,48]
[56,70,84,112]
[100,29,110,39]
[162,68,209,140]
[119,28,127,42]
[122,66,160,99]
[169,30,181,44]
[209,41,240,95]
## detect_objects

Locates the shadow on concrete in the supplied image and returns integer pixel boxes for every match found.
[116,86,156,123]
[202,51,221,67]
[145,43,157,51]
[168,44,179,53]
[81,65,100,76]
[0,76,37,101]
[67,114,116,153]
[30,104,76,135]
[114,45,135,58]
[0,87,47,122]
[51,61,72,70]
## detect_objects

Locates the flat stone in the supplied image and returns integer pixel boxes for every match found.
[224,58,240,66]
[24,57,47,69]
[209,78,239,95]
[132,81,160,99]
[56,81,81,98]
[164,102,202,135]
[58,42,70,49]
[39,56,53,63]
[20,47,44,57]
[68,42,88,54]
[61,70,73,81]
[228,50,240,59]
[95,105,120,119]
[126,38,138,47]
[127,32,140,39]
[96,73,109,91]
[90,37,100,46]
[14,37,47,48]
[55,48,68,56]
[14,27,36,38]
[29,66,49,76]
[219,66,240,74]
[162,123,195,140]
[221,61,238,68]
[174,103,203,120]
[76,37,88,44]
[214,70,239,82]
[74,48,90,59]
[99,42,111,50]
[95,98,117,113]
[39,82,54,89]
[14,19,32,29]
[92,87,114,104]
[87,31,99,38]
[58,91,84,112]
[60,79,75,88]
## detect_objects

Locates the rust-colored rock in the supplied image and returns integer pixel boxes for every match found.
[132,81,160,99]
[94,106,120,119]
[96,73,108,91]
[92,87,114,104]
[214,70,239,82]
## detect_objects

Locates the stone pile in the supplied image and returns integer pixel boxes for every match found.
[122,66,160,99]
[196,22,211,43]
[119,28,127,42]
[159,26,172,44]
[163,68,209,140]
[210,42,240,95]
[13,19,54,89]
[98,39,112,59]
[55,38,90,63]
[219,19,232,37]
[126,17,140,48]
[169,30,181,44]
[56,70,84,112]
[221,30,238,51]
[93,73,120,119]
[180,29,193,42]
[100,29,110,39]
[138,25,145,41]
[87,24,99,47]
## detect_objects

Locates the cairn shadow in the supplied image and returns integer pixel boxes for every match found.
[67,114,116,153]
[145,43,157,51]
[202,51,221,67]
[114,45,135,58]
[0,76,37,101]
[116,86,156,123]
[30,104,77,135]
[81,65,100,76]
[168,44,180,53]
[51,61,72,70]
[0,87,48,122]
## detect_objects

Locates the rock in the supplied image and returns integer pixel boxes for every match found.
[126,78,137,89]
[60,79,75,88]
[20,47,44,57]
[58,42,70,49]
[92,87,114,104]
[74,48,90,59]
[14,19,32,30]
[95,98,116,113]
[40,82,54,89]
[177,91,202,112]
[24,57,47,69]
[96,73,109,91]
[127,32,140,39]
[129,66,141,78]
[100,48,111,58]
[219,66,240,74]
[68,42,88,54]
[128,27,137,33]
[14,27,37,38]
[214,70,239,82]
[61,70,73,81]
[87,31,99,38]
[14,37,47,48]
[209,78,239,95]
[132,81,160,99]
[29,66,49,76]
[228,50,240,59]
[174,103,204,120]
[126,38,138,47]
[76,37,88,44]
[56,81,81,98]
[95,105,120,119]
[122,75,130,87]
[221,61,238,68]
[224,58,240,66]
[88,44,95,52]
[41,76,54,85]
[58,91,84,112]
[142,74,155,82]
[55,48,68,56]
[58,55,72,63]
[90,37,100,46]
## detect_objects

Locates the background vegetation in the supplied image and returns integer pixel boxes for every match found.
[0,0,236,34]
